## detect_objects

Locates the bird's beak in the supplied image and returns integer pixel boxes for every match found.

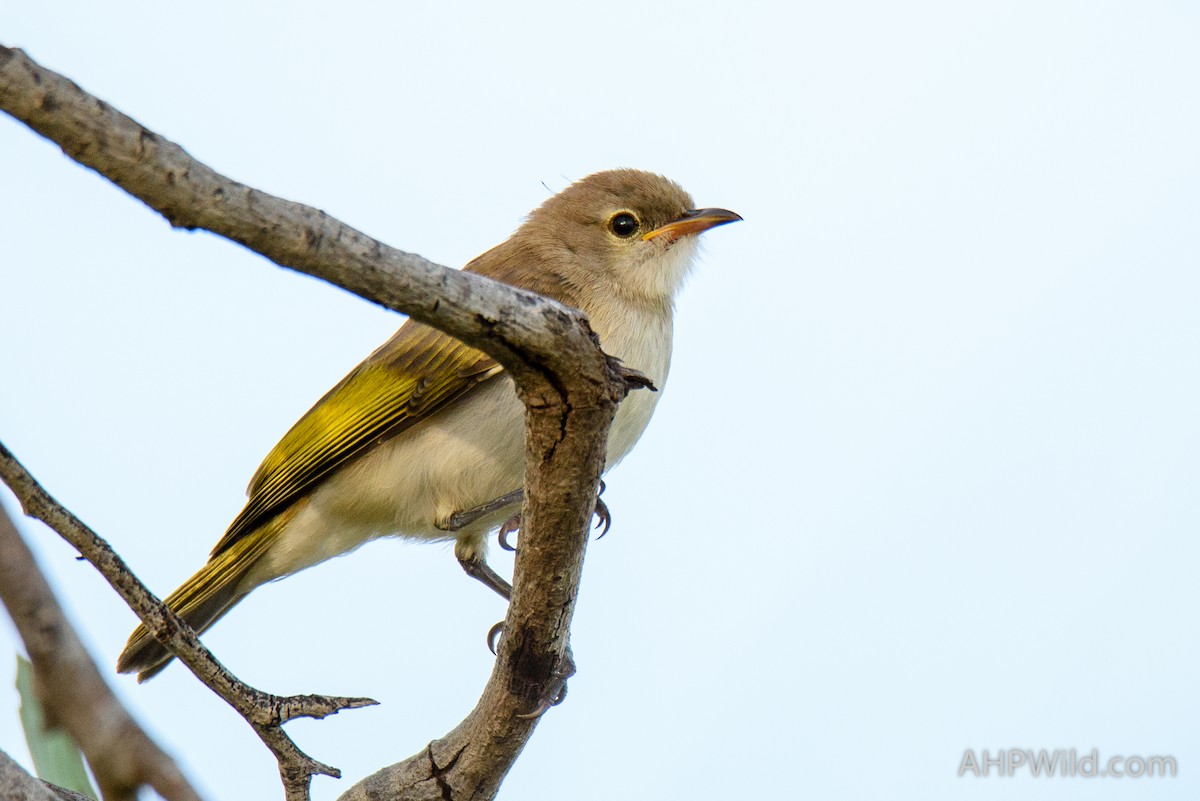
[642,208,743,242]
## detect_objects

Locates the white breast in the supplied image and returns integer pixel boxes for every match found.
[592,237,700,468]
[600,312,672,469]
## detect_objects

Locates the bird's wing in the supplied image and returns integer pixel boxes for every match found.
[210,321,503,556]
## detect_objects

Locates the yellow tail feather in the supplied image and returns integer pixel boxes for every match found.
[116,506,295,681]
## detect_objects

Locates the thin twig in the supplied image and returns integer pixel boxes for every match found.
[0,443,377,799]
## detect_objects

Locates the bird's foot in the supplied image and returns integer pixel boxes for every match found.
[497,480,611,551]
[487,622,573,717]
[517,646,575,719]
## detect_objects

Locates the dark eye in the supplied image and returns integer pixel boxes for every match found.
[609,212,639,238]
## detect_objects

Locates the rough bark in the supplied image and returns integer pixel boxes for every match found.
[0,749,73,801]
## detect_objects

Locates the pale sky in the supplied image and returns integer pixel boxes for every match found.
[2,2,1197,799]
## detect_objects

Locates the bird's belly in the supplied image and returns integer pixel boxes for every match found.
[255,378,525,581]
[322,377,527,539]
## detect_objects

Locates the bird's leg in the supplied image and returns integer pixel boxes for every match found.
[436,488,524,532]
[454,524,576,718]
[454,538,512,601]
[450,479,606,698]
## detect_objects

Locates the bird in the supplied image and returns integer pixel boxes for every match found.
[117,169,741,681]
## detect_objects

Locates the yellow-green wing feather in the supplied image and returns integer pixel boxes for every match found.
[211,321,502,556]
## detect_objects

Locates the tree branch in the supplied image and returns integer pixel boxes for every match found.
[0,748,77,801]
[1,44,642,800]
[0,504,203,801]
[0,44,609,389]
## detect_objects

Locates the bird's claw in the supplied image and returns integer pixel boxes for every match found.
[593,480,611,539]
[486,621,569,718]
[516,683,569,719]
[515,646,575,719]
[494,482,610,549]
[487,620,505,655]
[497,513,521,552]
[593,500,611,539]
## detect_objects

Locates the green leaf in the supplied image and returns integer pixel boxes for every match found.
[15,655,99,800]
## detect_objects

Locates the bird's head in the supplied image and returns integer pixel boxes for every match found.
[523,169,741,309]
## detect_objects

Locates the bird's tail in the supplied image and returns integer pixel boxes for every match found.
[116,518,282,682]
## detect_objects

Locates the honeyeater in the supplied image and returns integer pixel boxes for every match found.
[117,169,740,680]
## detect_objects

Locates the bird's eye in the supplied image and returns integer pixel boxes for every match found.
[608,212,640,238]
